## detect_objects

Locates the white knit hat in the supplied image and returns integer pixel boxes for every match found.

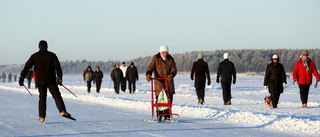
[223,53,229,59]
[272,54,278,59]
[159,45,169,53]
[198,53,203,59]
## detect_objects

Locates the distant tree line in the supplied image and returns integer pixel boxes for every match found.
[1,49,319,75]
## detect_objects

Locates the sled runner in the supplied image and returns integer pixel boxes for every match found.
[142,78,179,123]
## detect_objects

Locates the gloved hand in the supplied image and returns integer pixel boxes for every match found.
[233,79,236,84]
[167,74,173,82]
[283,83,286,88]
[208,80,211,86]
[264,86,267,89]
[216,77,219,83]
[293,79,297,82]
[56,77,62,86]
[146,74,151,82]
[19,77,24,86]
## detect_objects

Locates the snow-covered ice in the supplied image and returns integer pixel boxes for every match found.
[0,75,319,137]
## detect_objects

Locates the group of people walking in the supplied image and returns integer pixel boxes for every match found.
[11,40,320,123]
[1,72,17,83]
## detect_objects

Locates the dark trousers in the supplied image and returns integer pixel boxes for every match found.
[86,81,92,92]
[37,82,66,118]
[221,82,232,103]
[156,94,173,119]
[128,80,136,93]
[96,80,102,93]
[121,77,127,91]
[27,79,32,88]
[299,85,310,104]
[114,81,121,94]
[271,93,281,108]
[195,80,205,102]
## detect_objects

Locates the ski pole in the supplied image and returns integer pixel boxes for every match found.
[23,84,33,96]
[61,84,77,98]
[189,80,193,91]
[285,81,295,88]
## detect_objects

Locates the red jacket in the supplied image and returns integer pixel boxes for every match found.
[293,59,320,85]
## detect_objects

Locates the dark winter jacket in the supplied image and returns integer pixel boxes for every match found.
[83,66,94,82]
[126,65,138,82]
[264,55,287,94]
[111,68,123,82]
[293,58,320,85]
[26,70,33,80]
[93,70,103,82]
[20,43,62,84]
[191,59,210,83]
[217,59,236,82]
[146,53,177,95]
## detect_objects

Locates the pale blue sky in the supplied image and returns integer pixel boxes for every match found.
[1,0,319,65]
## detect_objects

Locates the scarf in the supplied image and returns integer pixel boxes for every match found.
[302,58,309,73]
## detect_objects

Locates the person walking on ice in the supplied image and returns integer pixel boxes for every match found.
[19,40,75,123]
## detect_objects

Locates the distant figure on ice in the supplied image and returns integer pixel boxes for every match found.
[26,69,33,89]
[146,45,177,121]
[111,64,123,94]
[14,73,17,82]
[126,62,139,94]
[293,50,320,108]
[190,53,211,105]
[263,54,287,109]
[83,66,94,93]
[120,62,127,92]
[19,40,75,123]
[2,72,6,83]
[216,53,236,105]
[8,72,12,83]
[93,66,103,93]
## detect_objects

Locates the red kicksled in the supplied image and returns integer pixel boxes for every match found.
[142,77,179,123]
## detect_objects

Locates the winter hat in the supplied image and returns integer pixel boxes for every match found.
[198,53,203,59]
[302,50,309,56]
[122,62,125,65]
[159,45,169,53]
[223,53,229,59]
[130,62,134,66]
[272,54,278,59]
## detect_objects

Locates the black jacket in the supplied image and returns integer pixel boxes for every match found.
[191,59,210,82]
[83,66,94,82]
[93,70,103,82]
[264,54,287,94]
[26,70,33,80]
[217,59,236,82]
[20,46,62,83]
[126,65,138,82]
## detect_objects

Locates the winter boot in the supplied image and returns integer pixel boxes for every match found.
[227,100,231,105]
[39,117,45,123]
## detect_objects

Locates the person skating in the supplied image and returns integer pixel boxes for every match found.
[2,72,6,83]
[8,72,12,83]
[26,69,33,89]
[126,62,139,94]
[83,66,94,93]
[263,54,287,109]
[146,45,177,121]
[216,53,236,105]
[93,66,103,93]
[19,40,75,123]
[14,73,17,82]
[190,53,211,105]
[120,62,127,92]
[293,50,320,108]
[111,64,123,94]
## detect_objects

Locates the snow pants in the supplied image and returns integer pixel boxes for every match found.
[121,77,127,92]
[96,80,102,93]
[271,93,281,108]
[86,81,92,92]
[221,81,232,104]
[128,80,136,93]
[299,84,310,104]
[114,81,121,94]
[37,81,66,118]
[195,80,205,102]
[27,79,32,88]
